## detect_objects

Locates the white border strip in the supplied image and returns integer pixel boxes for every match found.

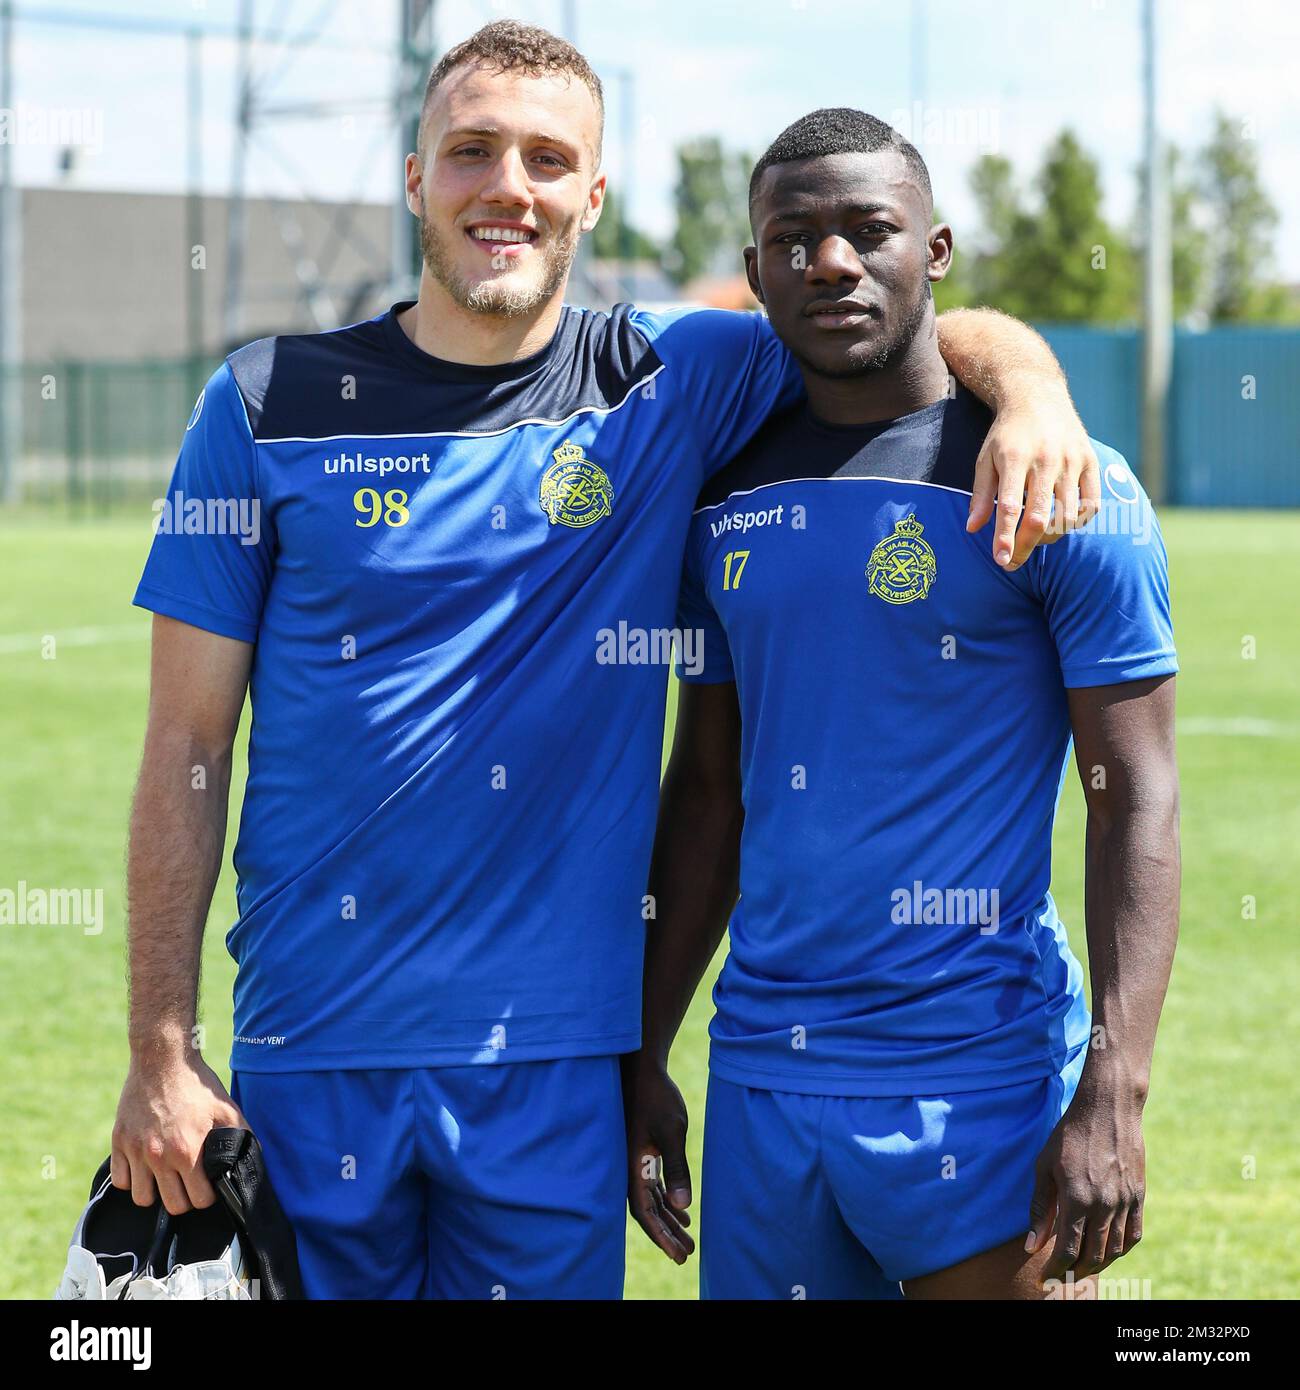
[0,623,150,656]
[695,472,974,515]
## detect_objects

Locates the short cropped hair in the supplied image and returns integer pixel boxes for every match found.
[748,108,932,219]
[419,20,605,161]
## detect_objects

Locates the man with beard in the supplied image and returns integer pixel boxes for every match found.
[626,109,1179,1300]
[114,26,1101,1300]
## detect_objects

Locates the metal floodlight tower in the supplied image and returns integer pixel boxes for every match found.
[1140,0,1172,504]
[222,0,437,351]
[0,0,21,503]
[391,0,438,299]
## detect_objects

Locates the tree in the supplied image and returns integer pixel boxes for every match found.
[932,204,976,313]
[964,154,1034,315]
[947,116,1291,326]
[969,155,1022,254]
[1198,110,1287,322]
[1167,145,1209,322]
[668,138,752,286]
[1128,145,1210,324]
[960,134,1136,323]
[590,187,660,264]
[1023,130,1137,322]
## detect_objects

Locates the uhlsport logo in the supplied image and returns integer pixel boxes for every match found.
[539,440,614,528]
[867,513,937,604]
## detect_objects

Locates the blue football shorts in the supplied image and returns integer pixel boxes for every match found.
[700,1043,1088,1299]
[232,1055,626,1300]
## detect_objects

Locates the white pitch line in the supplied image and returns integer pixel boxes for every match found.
[0,623,151,656]
[1178,717,1297,739]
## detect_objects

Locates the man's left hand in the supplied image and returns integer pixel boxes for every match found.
[967,387,1102,570]
[1026,1067,1147,1288]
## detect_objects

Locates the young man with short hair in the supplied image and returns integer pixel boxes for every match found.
[626,108,1179,1300]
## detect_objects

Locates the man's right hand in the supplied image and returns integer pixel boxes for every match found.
[111,1050,246,1216]
[624,1056,695,1263]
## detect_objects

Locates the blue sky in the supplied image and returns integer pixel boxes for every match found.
[10,0,1300,276]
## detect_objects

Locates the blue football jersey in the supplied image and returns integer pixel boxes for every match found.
[676,388,1178,1096]
[135,301,799,1071]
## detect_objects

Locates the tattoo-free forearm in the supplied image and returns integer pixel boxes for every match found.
[125,729,232,1060]
[641,765,743,1067]
[1080,795,1180,1099]
[936,307,1068,407]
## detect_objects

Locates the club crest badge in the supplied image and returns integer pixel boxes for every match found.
[867,513,937,604]
[539,441,614,529]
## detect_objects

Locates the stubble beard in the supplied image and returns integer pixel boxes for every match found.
[420,208,582,319]
[800,276,934,381]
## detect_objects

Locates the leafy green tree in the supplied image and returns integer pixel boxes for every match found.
[1129,145,1211,324]
[961,134,1136,323]
[964,154,1033,314]
[1023,130,1137,322]
[1167,146,1208,321]
[945,116,1292,326]
[1198,109,1287,321]
[668,138,753,285]
[932,205,976,313]
[969,155,1022,254]
[590,187,660,264]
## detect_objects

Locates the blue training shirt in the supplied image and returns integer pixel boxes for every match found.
[135,301,799,1072]
[676,387,1177,1097]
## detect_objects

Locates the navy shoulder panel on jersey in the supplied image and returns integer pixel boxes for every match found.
[226,301,663,441]
[695,385,993,511]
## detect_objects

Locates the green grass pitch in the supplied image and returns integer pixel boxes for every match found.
[1,508,1296,1299]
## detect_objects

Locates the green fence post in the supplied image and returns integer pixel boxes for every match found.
[65,360,83,516]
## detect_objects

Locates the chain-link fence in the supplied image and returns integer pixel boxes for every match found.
[2,358,219,512]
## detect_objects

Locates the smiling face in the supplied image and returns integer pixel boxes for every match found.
[410,63,605,319]
[745,148,951,380]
